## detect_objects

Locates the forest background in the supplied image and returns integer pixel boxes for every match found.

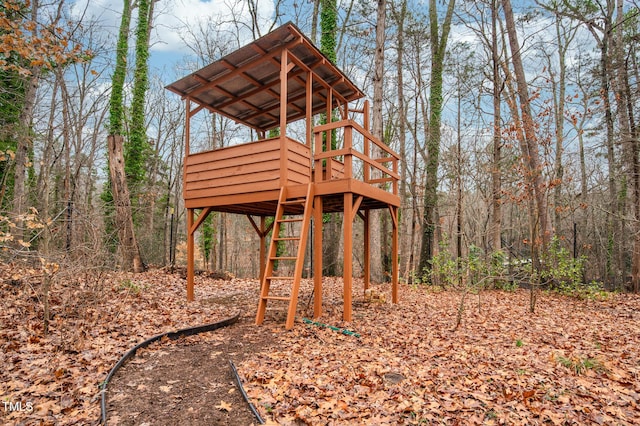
[2,0,640,296]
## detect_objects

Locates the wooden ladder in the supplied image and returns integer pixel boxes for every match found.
[256,184,314,329]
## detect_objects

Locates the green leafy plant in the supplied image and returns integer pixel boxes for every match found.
[556,355,603,375]
[538,237,606,299]
[117,279,141,294]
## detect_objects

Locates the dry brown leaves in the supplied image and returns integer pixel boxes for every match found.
[240,279,640,425]
[0,262,242,425]
[2,263,639,425]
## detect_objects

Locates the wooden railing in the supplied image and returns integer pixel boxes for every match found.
[313,119,400,196]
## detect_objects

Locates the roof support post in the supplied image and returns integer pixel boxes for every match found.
[306,70,313,148]
[185,99,191,157]
[279,49,289,187]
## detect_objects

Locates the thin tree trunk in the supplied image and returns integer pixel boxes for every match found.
[503,0,550,261]
[13,0,41,245]
[613,0,640,292]
[107,135,145,272]
[369,0,386,283]
[418,0,456,276]
[490,0,502,253]
[393,0,409,280]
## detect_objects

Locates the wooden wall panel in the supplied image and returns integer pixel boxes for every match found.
[184,137,312,203]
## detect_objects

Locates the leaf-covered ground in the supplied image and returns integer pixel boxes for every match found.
[240,279,640,425]
[0,263,239,425]
[1,262,639,425]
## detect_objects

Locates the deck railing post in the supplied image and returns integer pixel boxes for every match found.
[314,131,323,183]
[344,125,353,179]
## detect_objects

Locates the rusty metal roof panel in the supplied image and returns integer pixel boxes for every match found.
[166,22,364,132]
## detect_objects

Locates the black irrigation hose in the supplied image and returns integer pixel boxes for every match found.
[229,360,265,424]
[99,312,240,425]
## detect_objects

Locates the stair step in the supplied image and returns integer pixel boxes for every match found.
[262,296,291,301]
[267,276,295,280]
[273,237,301,241]
[270,256,297,260]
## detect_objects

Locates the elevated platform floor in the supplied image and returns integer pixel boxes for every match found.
[184,179,400,216]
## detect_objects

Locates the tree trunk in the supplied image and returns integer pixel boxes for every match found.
[370,0,386,283]
[489,0,502,253]
[393,0,409,280]
[418,0,456,276]
[503,0,550,258]
[107,135,145,272]
[613,0,640,292]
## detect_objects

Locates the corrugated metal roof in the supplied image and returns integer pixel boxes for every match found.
[165,22,364,132]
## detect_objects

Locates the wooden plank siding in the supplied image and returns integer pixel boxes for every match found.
[184,137,311,208]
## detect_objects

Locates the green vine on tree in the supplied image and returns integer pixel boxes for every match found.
[126,0,153,191]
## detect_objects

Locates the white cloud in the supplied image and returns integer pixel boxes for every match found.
[71,0,275,55]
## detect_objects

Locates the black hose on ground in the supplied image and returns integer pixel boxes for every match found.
[99,312,240,425]
[229,360,265,424]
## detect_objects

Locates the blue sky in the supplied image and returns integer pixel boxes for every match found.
[70,0,276,71]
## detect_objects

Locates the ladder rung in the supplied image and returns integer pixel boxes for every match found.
[273,237,300,241]
[278,218,303,223]
[267,276,295,280]
[270,256,297,260]
[262,296,291,301]
[282,199,306,205]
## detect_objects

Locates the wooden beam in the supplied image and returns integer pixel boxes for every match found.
[280,49,289,186]
[212,68,305,111]
[189,206,213,235]
[306,71,313,148]
[343,192,353,322]
[260,216,267,283]
[186,208,195,301]
[313,195,323,318]
[363,209,370,291]
[186,38,300,99]
[389,205,399,303]
[247,214,276,283]
[351,195,363,222]
[188,103,205,118]
[185,99,191,157]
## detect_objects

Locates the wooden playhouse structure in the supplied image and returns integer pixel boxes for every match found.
[166,22,400,329]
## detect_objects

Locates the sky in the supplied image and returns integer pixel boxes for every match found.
[70,0,276,71]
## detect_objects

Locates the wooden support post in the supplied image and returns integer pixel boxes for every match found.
[306,71,313,148]
[259,216,267,282]
[343,192,353,322]
[247,215,272,285]
[313,195,323,318]
[184,103,191,288]
[186,208,195,301]
[363,99,370,132]
[344,125,353,179]
[185,99,191,157]
[279,49,289,187]
[390,206,399,303]
[364,209,370,291]
[326,88,333,150]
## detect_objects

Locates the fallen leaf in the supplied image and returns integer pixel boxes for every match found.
[216,400,232,412]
